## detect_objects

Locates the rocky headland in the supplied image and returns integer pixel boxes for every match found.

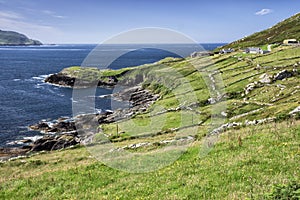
[44,66,130,88]
[0,30,42,46]
[44,72,118,88]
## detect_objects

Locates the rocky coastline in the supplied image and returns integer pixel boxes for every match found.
[0,72,159,160]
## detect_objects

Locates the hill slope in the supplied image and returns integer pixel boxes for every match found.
[0,120,299,199]
[0,30,42,46]
[1,15,300,199]
[1,44,299,198]
[221,12,300,49]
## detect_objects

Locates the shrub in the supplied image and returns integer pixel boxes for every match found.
[294,112,300,120]
[275,113,290,122]
[265,181,300,199]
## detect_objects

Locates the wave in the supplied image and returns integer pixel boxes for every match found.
[95,108,102,114]
[27,74,49,82]
[32,76,43,80]
[98,94,112,98]
[23,136,43,142]
[34,84,43,89]
[39,74,49,78]
[25,74,51,84]
[33,75,49,80]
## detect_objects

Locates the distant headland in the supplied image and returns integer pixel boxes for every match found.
[0,30,42,46]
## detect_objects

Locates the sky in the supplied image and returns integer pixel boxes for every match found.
[0,0,299,44]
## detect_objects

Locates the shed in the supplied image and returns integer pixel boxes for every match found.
[219,48,234,54]
[283,39,298,45]
[244,47,263,54]
[190,51,213,58]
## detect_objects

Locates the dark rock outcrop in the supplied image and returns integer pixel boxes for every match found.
[44,73,75,87]
[45,73,118,88]
[29,122,51,131]
[29,120,76,133]
[97,76,118,87]
[49,121,76,133]
[273,70,294,81]
[31,133,79,151]
[113,86,159,109]
[28,119,79,152]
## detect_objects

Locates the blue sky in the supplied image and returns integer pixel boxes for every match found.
[0,0,299,44]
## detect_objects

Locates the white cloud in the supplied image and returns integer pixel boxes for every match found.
[0,11,22,19]
[42,10,67,19]
[0,10,63,43]
[255,9,273,16]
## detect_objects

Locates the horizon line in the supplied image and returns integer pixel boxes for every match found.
[40,42,229,45]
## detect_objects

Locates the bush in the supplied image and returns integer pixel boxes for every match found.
[265,181,300,199]
[275,113,290,122]
[294,112,300,120]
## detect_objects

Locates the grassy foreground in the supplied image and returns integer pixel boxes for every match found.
[0,120,299,199]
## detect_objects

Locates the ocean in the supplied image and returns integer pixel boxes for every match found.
[0,43,224,147]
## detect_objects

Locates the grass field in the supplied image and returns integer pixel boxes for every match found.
[0,120,299,199]
[1,45,299,199]
[97,45,300,144]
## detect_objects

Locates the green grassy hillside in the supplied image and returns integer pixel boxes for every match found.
[98,45,300,146]
[0,44,299,199]
[0,120,298,199]
[220,12,300,49]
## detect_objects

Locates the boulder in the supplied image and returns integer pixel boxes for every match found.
[31,137,57,151]
[289,106,300,115]
[244,82,259,95]
[273,70,293,81]
[50,121,76,133]
[207,98,216,104]
[51,134,79,150]
[259,73,273,84]
[31,133,79,152]
[29,122,50,131]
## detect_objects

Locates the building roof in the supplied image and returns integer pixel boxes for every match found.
[245,47,261,51]
[284,39,297,41]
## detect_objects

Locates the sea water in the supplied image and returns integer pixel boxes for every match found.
[0,43,224,146]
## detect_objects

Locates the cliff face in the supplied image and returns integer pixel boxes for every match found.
[0,30,42,46]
